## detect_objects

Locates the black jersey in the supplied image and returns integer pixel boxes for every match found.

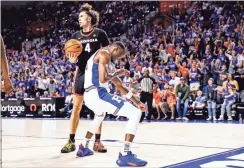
[71,28,109,74]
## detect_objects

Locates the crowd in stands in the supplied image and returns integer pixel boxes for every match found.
[2,1,157,49]
[1,1,244,121]
[1,1,157,98]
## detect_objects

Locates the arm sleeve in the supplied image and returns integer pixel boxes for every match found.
[98,29,110,47]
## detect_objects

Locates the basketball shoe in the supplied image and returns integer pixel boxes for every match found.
[93,140,107,153]
[61,140,76,153]
[116,151,147,167]
[76,144,94,157]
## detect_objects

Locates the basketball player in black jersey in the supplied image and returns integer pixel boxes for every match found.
[61,3,109,153]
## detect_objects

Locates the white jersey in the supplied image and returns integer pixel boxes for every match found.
[123,77,133,89]
[84,49,115,90]
[83,50,141,125]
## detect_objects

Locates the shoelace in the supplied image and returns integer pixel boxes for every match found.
[65,142,73,149]
[127,151,137,158]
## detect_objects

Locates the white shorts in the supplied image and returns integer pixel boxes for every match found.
[190,83,200,91]
[84,87,131,116]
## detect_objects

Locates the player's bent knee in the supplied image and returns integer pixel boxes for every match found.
[87,113,106,134]
[120,103,141,135]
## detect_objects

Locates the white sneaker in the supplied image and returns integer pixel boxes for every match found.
[213,117,217,121]
[176,117,182,120]
[228,116,233,121]
[183,117,189,121]
[218,116,224,121]
[59,108,65,112]
[206,117,212,121]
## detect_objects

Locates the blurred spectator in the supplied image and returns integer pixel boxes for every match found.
[42,91,49,98]
[175,56,190,80]
[223,74,239,92]
[48,78,57,95]
[36,92,40,98]
[219,82,235,121]
[175,77,190,120]
[206,78,217,121]
[189,61,201,92]
[123,71,133,90]
[152,85,165,120]
[60,93,73,115]
[163,83,176,120]
[169,71,180,88]
[191,90,205,110]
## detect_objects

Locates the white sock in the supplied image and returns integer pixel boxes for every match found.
[84,138,90,148]
[121,141,131,155]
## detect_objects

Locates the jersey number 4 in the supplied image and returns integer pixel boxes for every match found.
[85,43,91,53]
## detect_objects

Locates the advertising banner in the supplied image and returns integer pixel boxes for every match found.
[1,97,65,117]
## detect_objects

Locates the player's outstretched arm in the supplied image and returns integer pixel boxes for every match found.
[1,36,13,94]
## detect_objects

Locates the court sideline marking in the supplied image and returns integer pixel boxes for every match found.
[163,147,244,168]
[2,134,234,150]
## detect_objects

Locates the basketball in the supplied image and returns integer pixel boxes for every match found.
[64,39,83,57]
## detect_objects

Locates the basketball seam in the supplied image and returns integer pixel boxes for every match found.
[64,44,82,51]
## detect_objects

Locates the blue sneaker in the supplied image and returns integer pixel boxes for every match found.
[116,151,147,167]
[76,144,94,157]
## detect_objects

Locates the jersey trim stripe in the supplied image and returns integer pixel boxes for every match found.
[92,63,99,86]
[73,93,83,96]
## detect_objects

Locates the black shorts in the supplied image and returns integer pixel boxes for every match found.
[1,92,5,99]
[73,68,85,96]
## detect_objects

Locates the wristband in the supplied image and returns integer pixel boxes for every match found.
[124,91,133,99]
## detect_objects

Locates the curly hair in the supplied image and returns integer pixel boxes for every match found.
[80,3,99,26]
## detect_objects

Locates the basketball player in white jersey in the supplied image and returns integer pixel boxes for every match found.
[123,71,133,90]
[76,42,147,167]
